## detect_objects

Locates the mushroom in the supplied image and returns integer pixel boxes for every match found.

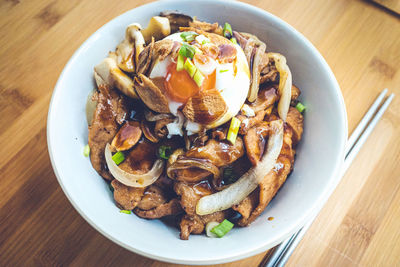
[94,56,138,99]
[134,74,170,113]
[159,10,193,33]
[114,23,145,73]
[141,16,171,43]
[126,23,145,69]
[111,121,142,151]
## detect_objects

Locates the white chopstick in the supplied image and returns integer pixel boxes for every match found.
[262,89,395,267]
[346,88,388,156]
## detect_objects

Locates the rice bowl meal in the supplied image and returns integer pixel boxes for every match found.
[86,11,305,240]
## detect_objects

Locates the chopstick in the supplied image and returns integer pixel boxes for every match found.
[260,89,395,267]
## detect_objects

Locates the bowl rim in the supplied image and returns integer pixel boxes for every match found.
[47,0,348,264]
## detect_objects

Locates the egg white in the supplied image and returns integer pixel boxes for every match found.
[150,32,250,135]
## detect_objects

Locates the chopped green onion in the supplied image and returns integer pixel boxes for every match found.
[83,144,90,157]
[202,39,210,45]
[295,102,306,113]
[176,54,185,71]
[219,69,229,73]
[230,37,237,45]
[180,31,198,42]
[112,151,125,165]
[227,117,241,145]
[179,43,196,59]
[211,219,234,237]
[158,145,172,160]
[119,210,131,214]
[109,183,114,193]
[193,70,205,87]
[223,22,233,39]
[184,58,197,77]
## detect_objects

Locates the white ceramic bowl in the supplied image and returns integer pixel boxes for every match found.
[47,0,347,265]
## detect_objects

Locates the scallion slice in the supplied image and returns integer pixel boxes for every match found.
[219,69,229,73]
[230,37,237,45]
[193,70,205,87]
[83,144,90,157]
[119,210,131,214]
[179,43,196,59]
[158,145,172,160]
[211,219,234,238]
[295,102,306,113]
[112,151,125,165]
[223,22,233,39]
[180,31,198,42]
[227,117,241,145]
[184,58,197,77]
[176,54,185,71]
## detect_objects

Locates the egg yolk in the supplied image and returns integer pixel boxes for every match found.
[164,62,216,103]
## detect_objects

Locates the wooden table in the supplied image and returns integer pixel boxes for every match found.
[1,0,399,266]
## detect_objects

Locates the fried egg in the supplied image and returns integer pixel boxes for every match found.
[149,32,250,135]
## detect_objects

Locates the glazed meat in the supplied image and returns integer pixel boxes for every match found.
[234,125,295,226]
[244,122,270,166]
[111,179,144,210]
[88,84,129,180]
[174,181,213,215]
[134,198,182,219]
[286,107,304,144]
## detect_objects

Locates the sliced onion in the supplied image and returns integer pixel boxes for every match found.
[193,54,217,75]
[196,120,283,216]
[268,53,292,121]
[105,143,164,187]
[205,221,220,238]
[144,109,174,122]
[167,157,221,181]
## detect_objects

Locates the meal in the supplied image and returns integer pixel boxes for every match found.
[86,11,304,240]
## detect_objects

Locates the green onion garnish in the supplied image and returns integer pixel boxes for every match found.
[219,69,229,73]
[230,37,237,45]
[295,102,306,113]
[193,70,205,87]
[179,43,196,59]
[211,219,234,237]
[180,31,198,42]
[223,22,233,39]
[158,145,172,160]
[119,210,131,214]
[83,144,90,157]
[176,54,185,71]
[184,58,197,77]
[112,151,125,165]
[109,183,114,193]
[227,117,241,145]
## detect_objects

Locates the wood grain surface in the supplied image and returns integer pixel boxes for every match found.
[0,0,399,266]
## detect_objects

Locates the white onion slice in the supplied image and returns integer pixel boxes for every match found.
[205,222,220,238]
[196,120,284,215]
[268,53,292,121]
[105,143,164,187]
